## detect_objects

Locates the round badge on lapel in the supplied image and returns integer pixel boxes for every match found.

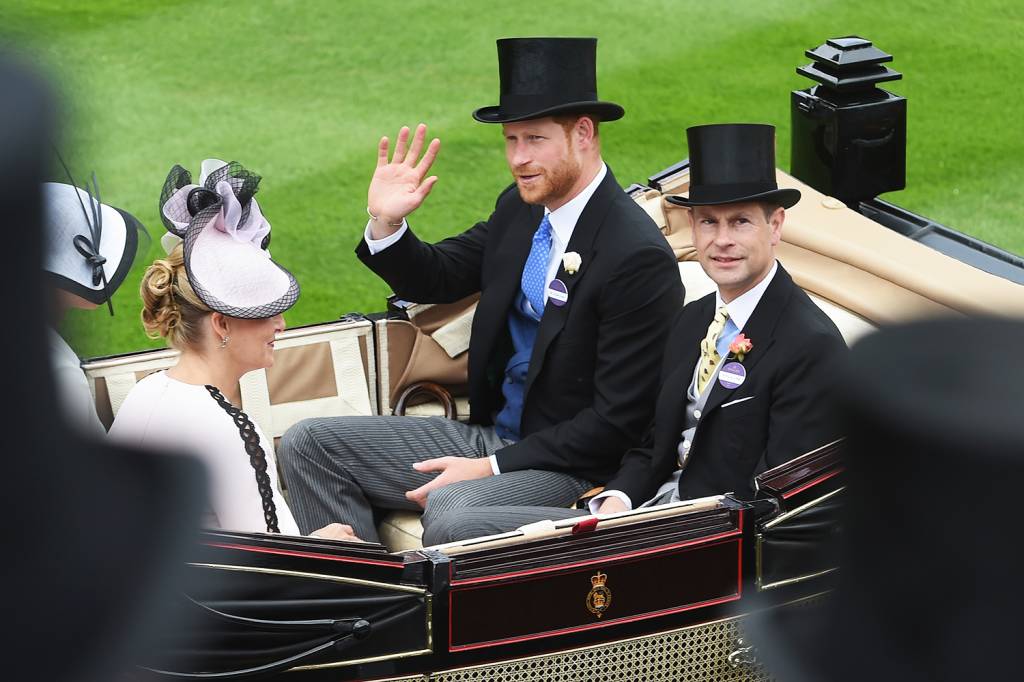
[718,361,746,389]
[547,279,569,307]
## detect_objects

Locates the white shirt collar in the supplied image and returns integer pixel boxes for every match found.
[715,260,779,330]
[544,162,607,249]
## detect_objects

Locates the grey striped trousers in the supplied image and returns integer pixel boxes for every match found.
[421,488,680,545]
[425,505,587,544]
[277,416,592,545]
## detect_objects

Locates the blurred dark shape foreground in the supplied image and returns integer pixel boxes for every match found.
[753,315,1024,681]
[0,52,206,681]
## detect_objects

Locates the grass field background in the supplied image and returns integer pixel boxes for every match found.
[4,0,1022,358]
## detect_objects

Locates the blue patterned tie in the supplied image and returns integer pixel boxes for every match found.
[521,214,553,318]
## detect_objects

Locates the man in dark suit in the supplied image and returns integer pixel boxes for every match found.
[279,37,682,544]
[428,123,847,542]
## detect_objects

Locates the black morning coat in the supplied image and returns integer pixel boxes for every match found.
[602,264,848,505]
[355,168,684,484]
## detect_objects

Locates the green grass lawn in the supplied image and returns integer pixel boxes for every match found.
[4,0,1022,357]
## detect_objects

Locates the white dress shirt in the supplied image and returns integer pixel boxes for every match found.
[590,261,780,513]
[364,164,609,476]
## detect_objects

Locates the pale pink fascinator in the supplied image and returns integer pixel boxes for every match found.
[158,159,299,318]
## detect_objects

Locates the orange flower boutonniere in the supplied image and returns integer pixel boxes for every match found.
[729,333,753,361]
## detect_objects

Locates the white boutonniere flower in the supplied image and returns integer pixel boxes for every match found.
[562,251,582,275]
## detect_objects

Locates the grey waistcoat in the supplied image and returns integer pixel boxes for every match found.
[643,356,723,507]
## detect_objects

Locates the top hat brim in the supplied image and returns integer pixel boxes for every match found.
[665,186,801,210]
[472,100,624,124]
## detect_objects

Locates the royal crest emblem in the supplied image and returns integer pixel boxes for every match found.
[586,571,612,618]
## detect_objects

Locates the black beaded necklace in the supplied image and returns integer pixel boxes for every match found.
[204,385,280,533]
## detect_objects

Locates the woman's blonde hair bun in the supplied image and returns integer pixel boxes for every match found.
[139,245,210,349]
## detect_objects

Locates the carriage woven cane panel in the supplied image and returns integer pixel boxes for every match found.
[429,617,772,682]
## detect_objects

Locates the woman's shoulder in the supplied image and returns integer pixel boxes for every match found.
[110,372,226,440]
[117,370,191,412]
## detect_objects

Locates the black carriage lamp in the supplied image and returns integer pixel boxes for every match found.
[790,36,907,208]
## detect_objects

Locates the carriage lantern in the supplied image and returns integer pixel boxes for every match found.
[791,36,906,208]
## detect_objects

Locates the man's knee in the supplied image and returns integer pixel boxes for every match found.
[278,419,307,456]
[278,419,325,472]
[280,417,354,462]
[421,508,476,546]
[420,482,472,534]
[423,478,484,516]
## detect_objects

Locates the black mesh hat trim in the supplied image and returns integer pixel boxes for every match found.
[182,201,300,319]
[159,165,193,236]
[159,161,264,239]
[160,160,297,318]
[202,161,261,228]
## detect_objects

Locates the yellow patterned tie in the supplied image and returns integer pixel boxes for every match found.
[696,306,729,395]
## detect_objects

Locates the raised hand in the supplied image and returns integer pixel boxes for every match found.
[367,124,441,237]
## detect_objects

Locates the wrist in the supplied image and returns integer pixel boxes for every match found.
[367,206,404,228]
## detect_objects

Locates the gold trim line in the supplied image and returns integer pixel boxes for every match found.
[759,567,838,591]
[188,562,426,595]
[763,486,843,530]
[289,648,433,672]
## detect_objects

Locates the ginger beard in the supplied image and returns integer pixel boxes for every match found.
[512,132,583,207]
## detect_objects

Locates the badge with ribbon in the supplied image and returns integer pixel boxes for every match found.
[547,278,569,306]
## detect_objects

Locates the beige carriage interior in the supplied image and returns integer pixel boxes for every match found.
[83,169,1024,552]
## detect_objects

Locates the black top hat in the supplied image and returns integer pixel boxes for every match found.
[472,37,624,124]
[665,123,800,209]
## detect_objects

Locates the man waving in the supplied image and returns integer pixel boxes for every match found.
[280,38,682,544]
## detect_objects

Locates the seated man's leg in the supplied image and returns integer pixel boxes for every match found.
[420,469,592,543]
[422,505,586,546]
[279,416,497,542]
